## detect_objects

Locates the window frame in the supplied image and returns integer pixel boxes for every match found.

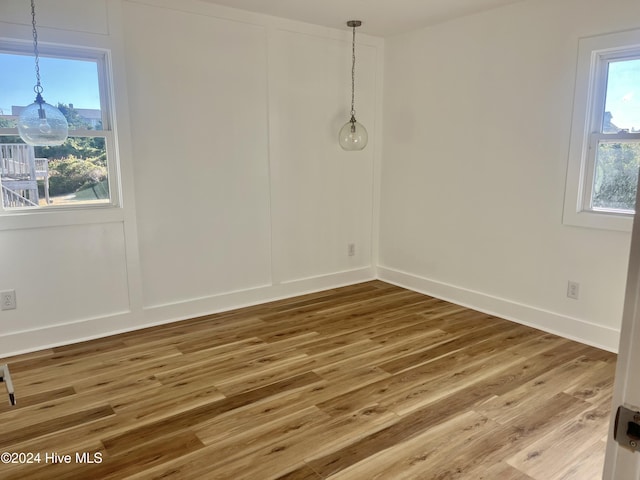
[563,29,640,232]
[0,38,122,222]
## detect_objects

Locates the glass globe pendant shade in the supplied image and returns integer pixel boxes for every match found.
[18,98,68,146]
[339,116,368,151]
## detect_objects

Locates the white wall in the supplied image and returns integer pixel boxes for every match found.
[379,0,640,352]
[0,0,381,356]
[125,2,273,307]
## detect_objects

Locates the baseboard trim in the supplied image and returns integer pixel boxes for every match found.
[0,267,375,357]
[1,265,619,357]
[377,266,619,353]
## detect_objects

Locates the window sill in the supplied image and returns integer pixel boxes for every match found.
[562,207,633,232]
[0,205,124,231]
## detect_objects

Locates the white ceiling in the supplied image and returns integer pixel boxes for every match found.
[200,0,529,37]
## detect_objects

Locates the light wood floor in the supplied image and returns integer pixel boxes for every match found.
[0,281,615,479]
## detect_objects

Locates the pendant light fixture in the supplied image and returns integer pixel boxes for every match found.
[339,20,368,151]
[17,0,68,147]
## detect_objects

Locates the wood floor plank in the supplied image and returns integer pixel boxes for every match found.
[102,371,323,454]
[308,387,500,476]
[331,411,512,480]
[377,321,527,374]
[553,440,608,480]
[563,359,616,405]
[0,280,615,479]
[474,462,537,480]
[476,356,608,424]
[316,326,559,419]
[195,367,390,445]
[207,406,399,480]
[139,407,332,479]
[506,397,612,479]
[0,405,115,450]
[274,465,322,480]
[7,431,203,480]
[0,386,76,410]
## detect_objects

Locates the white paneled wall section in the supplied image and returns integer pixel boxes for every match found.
[0,0,382,355]
[379,0,640,352]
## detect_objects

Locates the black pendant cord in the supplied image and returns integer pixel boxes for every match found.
[346,20,362,124]
[350,23,356,120]
[30,0,44,103]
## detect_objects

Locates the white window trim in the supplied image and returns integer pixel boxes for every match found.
[563,29,640,232]
[0,38,123,229]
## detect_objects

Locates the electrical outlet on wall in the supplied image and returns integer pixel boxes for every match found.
[348,243,356,257]
[1,290,16,310]
[567,281,580,300]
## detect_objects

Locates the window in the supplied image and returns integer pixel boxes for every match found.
[0,41,118,212]
[564,30,640,231]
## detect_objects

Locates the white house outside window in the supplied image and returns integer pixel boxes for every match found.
[564,30,640,231]
[0,41,119,212]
